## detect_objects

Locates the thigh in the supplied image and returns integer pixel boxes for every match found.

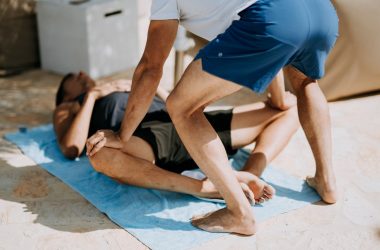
[230,102,283,148]
[90,136,156,171]
[284,66,315,94]
[168,59,242,115]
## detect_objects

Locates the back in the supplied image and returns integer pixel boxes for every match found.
[150,0,257,41]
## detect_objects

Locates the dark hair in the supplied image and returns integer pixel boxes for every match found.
[56,73,74,106]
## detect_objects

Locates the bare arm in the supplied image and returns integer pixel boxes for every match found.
[54,93,97,159]
[54,81,132,159]
[119,20,178,142]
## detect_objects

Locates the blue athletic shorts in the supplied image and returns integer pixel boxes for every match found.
[195,0,339,93]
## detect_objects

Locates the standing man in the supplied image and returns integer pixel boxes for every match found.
[87,0,339,235]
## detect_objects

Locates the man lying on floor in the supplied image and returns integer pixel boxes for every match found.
[54,71,299,203]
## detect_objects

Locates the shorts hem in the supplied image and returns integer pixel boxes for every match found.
[288,63,323,80]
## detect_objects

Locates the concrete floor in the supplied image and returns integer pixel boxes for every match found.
[0,69,380,250]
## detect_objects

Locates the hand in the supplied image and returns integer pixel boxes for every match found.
[200,178,255,205]
[86,130,122,156]
[89,79,132,100]
[267,91,297,111]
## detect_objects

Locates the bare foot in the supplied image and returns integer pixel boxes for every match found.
[306,176,338,204]
[191,207,257,235]
[236,171,276,203]
[200,179,256,205]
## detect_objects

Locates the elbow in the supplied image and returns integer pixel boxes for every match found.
[61,145,81,160]
[137,56,164,81]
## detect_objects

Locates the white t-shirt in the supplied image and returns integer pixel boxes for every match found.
[150,0,258,41]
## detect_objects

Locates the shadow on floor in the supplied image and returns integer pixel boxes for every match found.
[0,140,197,233]
[0,145,120,233]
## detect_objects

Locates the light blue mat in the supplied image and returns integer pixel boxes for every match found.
[5,124,320,250]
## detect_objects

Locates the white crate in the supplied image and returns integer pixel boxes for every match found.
[36,0,139,78]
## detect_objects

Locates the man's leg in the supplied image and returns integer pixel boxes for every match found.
[284,66,337,204]
[166,60,256,235]
[89,146,269,201]
[230,102,299,177]
[89,147,205,196]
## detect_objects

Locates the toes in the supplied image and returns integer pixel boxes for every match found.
[263,191,272,199]
[263,184,276,198]
[263,190,273,199]
[255,197,265,204]
[262,193,270,201]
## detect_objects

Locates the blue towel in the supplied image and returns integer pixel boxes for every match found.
[5,125,320,250]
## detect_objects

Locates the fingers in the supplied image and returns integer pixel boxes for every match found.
[114,79,132,92]
[86,131,106,156]
[90,138,106,156]
[256,197,266,204]
[255,188,275,204]
[95,79,132,95]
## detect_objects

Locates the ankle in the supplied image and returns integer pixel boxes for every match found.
[315,171,335,183]
[229,205,254,219]
[243,153,267,177]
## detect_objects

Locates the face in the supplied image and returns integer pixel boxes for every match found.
[63,71,96,101]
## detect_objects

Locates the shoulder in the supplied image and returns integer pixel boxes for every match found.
[150,0,179,20]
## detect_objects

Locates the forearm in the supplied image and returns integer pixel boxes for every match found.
[60,93,96,157]
[119,64,162,142]
[118,20,178,142]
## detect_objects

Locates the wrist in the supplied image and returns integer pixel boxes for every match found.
[119,130,130,143]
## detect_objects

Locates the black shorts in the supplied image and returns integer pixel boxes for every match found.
[133,110,237,173]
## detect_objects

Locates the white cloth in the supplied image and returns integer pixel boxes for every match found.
[150,0,257,41]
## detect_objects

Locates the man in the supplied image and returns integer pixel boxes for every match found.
[88,0,339,235]
[53,71,298,203]
[53,71,167,159]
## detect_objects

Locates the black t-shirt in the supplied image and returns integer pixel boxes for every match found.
[76,92,166,136]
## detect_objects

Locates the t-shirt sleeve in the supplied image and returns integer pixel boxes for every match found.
[150,0,179,20]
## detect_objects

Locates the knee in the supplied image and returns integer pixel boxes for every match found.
[166,91,197,123]
[165,92,179,117]
[284,66,316,96]
[88,148,108,174]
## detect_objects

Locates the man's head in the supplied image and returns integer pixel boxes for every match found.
[55,71,96,106]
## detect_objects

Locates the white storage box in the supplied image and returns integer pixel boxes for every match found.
[37,0,139,78]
